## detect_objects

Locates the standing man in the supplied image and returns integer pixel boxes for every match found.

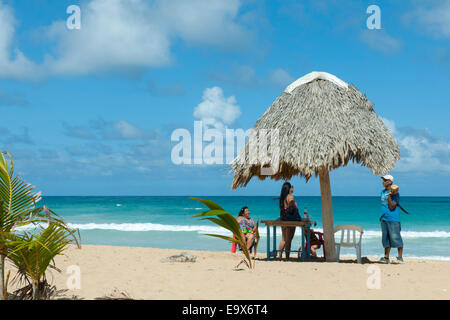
[379,174,403,263]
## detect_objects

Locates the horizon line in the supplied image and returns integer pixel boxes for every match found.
[39,195,450,197]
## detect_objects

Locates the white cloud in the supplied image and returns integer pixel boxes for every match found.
[154,0,250,48]
[0,0,252,79]
[360,30,402,54]
[380,117,396,135]
[234,65,258,86]
[268,68,295,87]
[113,120,145,139]
[43,0,172,76]
[210,65,295,88]
[64,118,152,140]
[381,117,450,173]
[193,87,241,131]
[0,2,40,80]
[406,1,450,38]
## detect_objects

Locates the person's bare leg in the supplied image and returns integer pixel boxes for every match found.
[384,247,391,258]
[311,245,319,257]
[298,227,306,259]
[246,234,255,250]
[285,227,296,260]
[278,227,287,260]
[297,245,302,259]
[398,247,403,258]
[285,230,291,260]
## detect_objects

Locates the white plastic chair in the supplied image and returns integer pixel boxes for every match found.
[334,225,364,264]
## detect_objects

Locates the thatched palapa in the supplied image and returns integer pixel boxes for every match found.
[231,71,400,261]
[232,72,400,188]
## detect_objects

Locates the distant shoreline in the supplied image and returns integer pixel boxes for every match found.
[54,243,450,261]
[39,195,450,198]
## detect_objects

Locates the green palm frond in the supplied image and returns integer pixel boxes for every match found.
[0,151,82,299]
[198,214,244,242]
[0,152,40,232]
[192,209,230,218]
[191,198,254,269]
[7,223,73,290]
[192,207,244,242]
[202,234,240,243]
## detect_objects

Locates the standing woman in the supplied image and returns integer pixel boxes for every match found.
[278,182,297,260]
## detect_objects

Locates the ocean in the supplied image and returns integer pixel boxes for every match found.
[36,196,450,260]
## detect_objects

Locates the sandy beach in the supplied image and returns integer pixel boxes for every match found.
[5,244,449,300]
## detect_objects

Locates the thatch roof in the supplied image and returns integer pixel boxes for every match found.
[231,72,400,189]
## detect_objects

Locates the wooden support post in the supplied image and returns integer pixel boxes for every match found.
[301,226,305,261]
[319,168,337,262]
[306,224,311,261]
[273,226,276,259]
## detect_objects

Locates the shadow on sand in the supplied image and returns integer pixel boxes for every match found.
[251,256,388,265]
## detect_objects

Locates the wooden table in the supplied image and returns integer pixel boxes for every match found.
[261,220,316,261]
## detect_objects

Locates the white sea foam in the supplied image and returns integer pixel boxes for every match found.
[311,228,450,239]
[67,222,224,233]
[361,230,450,239]
[16,222,450,239]
[57,223,450,239]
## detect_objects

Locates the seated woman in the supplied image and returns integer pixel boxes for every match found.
[299,228,322,258]
[236,206,257,250]
[309,229,323,258]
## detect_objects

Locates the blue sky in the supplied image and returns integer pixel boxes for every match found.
[1,0,449,196]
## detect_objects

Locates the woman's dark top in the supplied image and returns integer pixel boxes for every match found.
[280,201,301,221]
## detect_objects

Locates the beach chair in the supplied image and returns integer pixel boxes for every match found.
[231,221,260,254]
[334,225,364,264]
[231,234,253,253]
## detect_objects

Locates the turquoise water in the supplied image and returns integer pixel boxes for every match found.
[36,196,450,260]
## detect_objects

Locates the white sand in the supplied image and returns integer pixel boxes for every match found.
[5,245,450,300]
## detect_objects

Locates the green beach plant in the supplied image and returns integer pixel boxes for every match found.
[190,197,259,269]
[0,150,39,296]
[0,199,8,298]
[7,223,75,300]
[0,151,80,299]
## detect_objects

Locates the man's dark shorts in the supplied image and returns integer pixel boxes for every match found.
[381,220,403,248]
